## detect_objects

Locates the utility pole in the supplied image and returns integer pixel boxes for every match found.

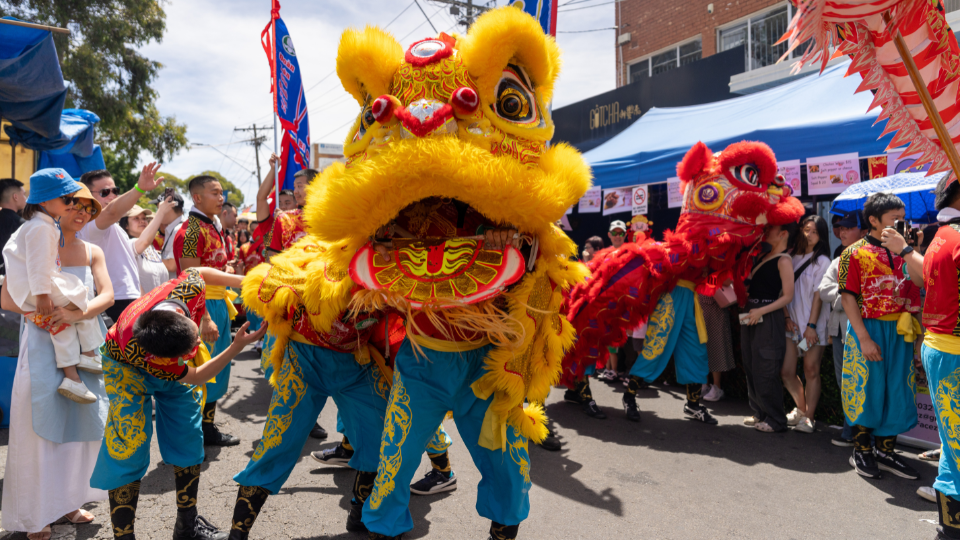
[234,125,271,185]
[429,0,492,29]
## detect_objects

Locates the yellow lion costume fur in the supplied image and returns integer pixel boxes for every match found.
[242,6,591,448]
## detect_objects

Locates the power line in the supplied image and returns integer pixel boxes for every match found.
[398,5,446,42]
[558,1,618,12]
[192,143,259,178]
[557,27,618,33]
[316,117,357,142]
[414,0,439,33]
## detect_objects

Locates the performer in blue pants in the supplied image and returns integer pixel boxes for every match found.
[623,282,715,425]
[362,339,532,539]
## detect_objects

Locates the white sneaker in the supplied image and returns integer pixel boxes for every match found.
[701,383,712,395]
[58,378,96,404]
[918,486,937,503]
[795,416,815,433]
[702,386,724,402]
[77,354,103,374]
[786,407,803,427]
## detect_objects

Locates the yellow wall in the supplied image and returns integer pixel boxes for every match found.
[0,120,37,189]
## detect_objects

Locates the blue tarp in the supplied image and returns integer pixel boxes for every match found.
[830,171,944,224]
[583,60,894,189]
[0,17,67,139]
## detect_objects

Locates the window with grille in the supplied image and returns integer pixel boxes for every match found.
[718,4,808,71]
[629,38,702,82]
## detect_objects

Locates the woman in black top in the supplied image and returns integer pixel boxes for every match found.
[741,222,797,432]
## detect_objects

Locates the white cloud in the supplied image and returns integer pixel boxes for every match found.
[144,0,615,205]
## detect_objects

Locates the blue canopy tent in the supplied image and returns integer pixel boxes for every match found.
[583,60,893,189]
[0,18,105,179]
[0,17,67,139]
[830,171,944,224]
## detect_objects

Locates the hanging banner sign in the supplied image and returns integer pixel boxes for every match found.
[887,148,932,176]
[667,177,683,208]
[632,185,649,215]
[603,186,633,215]
[579,186,602,213]
[777,159,802,196]
[806,152,860,195]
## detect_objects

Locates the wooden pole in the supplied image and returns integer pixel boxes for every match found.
[885,12,960,180]
[0,18,70,35]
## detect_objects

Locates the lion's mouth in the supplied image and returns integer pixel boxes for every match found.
[350,197,529,308]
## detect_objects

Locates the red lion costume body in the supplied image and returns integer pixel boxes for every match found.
[562,140,804,384]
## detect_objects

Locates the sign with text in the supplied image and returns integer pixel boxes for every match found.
[579,186,602,213]
[602,187,633,215]
[807,152,860,195]
[900,387,941,448]
[632,185,649,215]
[777,159,802,196]
[667,177,683,208]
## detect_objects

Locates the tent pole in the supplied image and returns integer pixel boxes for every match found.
[885,12,960,181]
[0,18,70,35]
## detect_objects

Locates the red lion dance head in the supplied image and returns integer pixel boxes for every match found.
[562,140,803,379]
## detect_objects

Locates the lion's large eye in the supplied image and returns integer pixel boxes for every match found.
[354,105,376,141]
[494,64,542,127]
[731,164,760,187]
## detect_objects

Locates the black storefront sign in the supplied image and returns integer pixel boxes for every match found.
[552,45,747,153]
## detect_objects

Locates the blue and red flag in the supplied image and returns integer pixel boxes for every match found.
[262,0,310,195]
[508,0,558,36]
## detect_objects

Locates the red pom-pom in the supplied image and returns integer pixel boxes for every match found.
[730,191,769,222]
[451,86,480,115]
[371,96,395,124]
[767,196,805,226]
[677,142,713,189]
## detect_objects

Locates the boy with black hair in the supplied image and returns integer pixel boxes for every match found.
[839,192,923,480]
[89,267,267,540]
[175,175,240,447]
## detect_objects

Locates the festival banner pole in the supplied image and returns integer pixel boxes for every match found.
[883,12,960,182]
[273,4,280,214]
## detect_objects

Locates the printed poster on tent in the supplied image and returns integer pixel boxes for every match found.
[603,187,633,215]
[632,185,649,215]
[887,148,932,175]
[667,177,683,208]
[777,159,802,195]
[806,152,860,195]
[579,186,602,213]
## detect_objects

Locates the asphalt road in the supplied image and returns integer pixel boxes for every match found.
[0,347,943,539]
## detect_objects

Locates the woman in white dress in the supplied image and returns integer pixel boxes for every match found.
[782,215,832,434]
[1,189,114,540]
[118,196,175,295]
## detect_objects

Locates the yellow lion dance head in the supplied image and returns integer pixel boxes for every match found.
[246,7,591,446]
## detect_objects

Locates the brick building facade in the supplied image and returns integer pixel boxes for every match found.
[614,0,796,87]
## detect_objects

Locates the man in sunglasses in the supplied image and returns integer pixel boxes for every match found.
[79,164,165,324]
[608,220,627,249]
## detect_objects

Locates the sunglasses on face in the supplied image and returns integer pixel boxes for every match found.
[610,231,626,237]
[75,202,99,216]
[60,195,79,206]
[99,187,121,198]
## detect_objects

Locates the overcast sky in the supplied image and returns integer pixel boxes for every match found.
[141,0,616,206]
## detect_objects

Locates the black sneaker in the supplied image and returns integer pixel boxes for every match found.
[581,400,607,419]
[202,423,240,447]
[310,444,354,467]
[173,511,228,540]
[345,501,366,532]
[622,394,641,422]
[683,403,718,425]
[563,389,584,405]
[410,469,457,495]
[850,449,882,479]
[875,449,920,480]
[309,422,328,440]
[831,436,855,447]
[538,428,561,451]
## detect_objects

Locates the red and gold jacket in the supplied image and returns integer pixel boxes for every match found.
[104,269,206,381]
[268,208,307,253]
[173,211,229,274]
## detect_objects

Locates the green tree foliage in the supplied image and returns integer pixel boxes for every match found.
[136,170,243,210]
[0,0,188,181]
